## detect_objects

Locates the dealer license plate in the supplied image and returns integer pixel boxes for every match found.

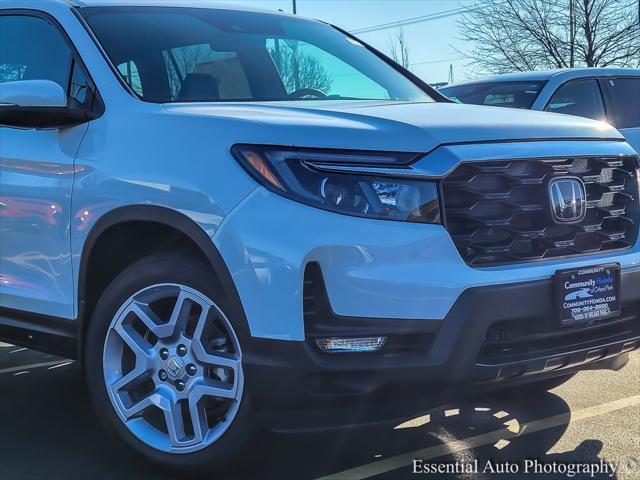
[555,263,621,326]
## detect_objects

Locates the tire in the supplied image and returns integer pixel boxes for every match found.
[84,252,257,472]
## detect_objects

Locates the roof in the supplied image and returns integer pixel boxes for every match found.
[64,0,293,16]
[447,68,640,88]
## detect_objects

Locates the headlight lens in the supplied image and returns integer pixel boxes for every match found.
[232,145,440,224]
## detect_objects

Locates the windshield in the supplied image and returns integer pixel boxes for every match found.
[440,81,546,110]
[80,7,432,104]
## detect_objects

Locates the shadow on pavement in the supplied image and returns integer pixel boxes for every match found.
[0,355,618,480]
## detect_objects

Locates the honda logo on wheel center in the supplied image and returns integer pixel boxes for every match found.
[166,357,184,378]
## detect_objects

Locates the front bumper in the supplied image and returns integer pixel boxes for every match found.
[243,267,640,432]
[211,140,640,431]
[213,186,640,342]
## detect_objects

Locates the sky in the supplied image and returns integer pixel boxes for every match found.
[221,0,479,84]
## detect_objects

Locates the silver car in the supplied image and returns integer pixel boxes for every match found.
[441,68,640,152]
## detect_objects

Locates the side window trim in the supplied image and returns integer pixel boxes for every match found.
[71,6,138,100]
[598,78,616,127]
[543,77,609,121]
[0,8,104,118]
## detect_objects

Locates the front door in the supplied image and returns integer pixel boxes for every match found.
[0,13,91,318]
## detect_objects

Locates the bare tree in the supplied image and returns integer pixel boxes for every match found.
[269,40,333,93]
[0,64,25,82]
[388,28,411,69]
[458,0,640,74]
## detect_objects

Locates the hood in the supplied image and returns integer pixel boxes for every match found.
[163,100,623,153]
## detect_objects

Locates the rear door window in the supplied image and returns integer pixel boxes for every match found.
[545,79,607,121]
[606,78,640,129]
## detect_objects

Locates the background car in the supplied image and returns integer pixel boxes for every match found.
[440,68,640,152]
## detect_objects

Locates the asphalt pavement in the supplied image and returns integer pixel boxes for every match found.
[0,342,638,480]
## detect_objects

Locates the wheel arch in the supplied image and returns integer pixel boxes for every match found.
[76,205,247,362]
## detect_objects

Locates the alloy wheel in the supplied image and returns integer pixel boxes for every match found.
[103,283,243,454]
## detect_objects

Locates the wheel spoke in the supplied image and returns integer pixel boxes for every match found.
[129,302,175,339]
[110,363,148,392]
[188,401,208,444]
[121,390,171,419]
[191,302,212,344]
[163,401,188,447]
[190,379,238,402]
[191,303,241,373]
[166,291,194,336]
[114,322,154,359]
[192,342,241,373]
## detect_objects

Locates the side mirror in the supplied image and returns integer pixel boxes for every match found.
[0,80,89,129]
[0,79,67,107]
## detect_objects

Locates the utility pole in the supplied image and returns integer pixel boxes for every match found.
[292,0,299,88]
[569,0,575,68]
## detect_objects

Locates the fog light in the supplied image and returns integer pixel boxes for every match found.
[315,337,386,353]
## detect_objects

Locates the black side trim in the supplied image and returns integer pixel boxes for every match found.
[0,308,76,358]
[0,106,94,130]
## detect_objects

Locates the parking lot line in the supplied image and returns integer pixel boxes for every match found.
[316,394,640,480]
[47,361,73,370]
[0,360,72,375]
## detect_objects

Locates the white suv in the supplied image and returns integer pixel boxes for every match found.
[1,0,638,472]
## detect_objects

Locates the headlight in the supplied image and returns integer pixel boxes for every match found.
[231,145,440,224]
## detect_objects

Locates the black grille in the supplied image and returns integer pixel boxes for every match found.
[441,155,640,266]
